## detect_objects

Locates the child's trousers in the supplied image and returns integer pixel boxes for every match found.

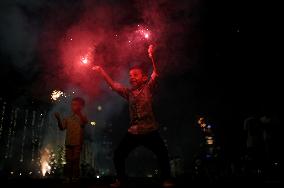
[65,145,81,179]
[113,131,171,180]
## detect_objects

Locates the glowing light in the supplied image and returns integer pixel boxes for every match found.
[96,175,100,179]
[97,105,102,111]
[198,117,206,128]
[91,121,96,126]
[10,172,13,175]
[51,90,64,101]
[81,57,88,64]
[70,38,73,41]
[136,25,151,40]
[40,148,51,177]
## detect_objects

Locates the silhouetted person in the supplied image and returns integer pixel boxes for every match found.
[54,97,88,181]
[93,45,173,187]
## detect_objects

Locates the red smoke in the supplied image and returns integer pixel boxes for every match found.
[38,0,196,100]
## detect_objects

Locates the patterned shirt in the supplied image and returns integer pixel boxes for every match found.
[113,73,158,134]
[62,114,85,146]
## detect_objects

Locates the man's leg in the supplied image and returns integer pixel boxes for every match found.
[143,131,171,180]
[113,133,139,181]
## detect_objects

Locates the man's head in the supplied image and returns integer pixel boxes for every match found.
[129,66,148,88]
[71,97,85,113]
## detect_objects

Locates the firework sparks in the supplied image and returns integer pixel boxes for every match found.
[90,121,96,126]
[51,90,64,101]
[137,25,151,40]
[40,148,51,177]
[81,56,88,64]
[80,46,95,65]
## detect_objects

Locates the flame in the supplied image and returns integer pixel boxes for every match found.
[81,56,88,64]
[136,25,151,40]
[51,90,64,101]
[40,148,51,177]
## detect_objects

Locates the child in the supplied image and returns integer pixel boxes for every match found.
[54,97,88,181]
[93,45,173,187]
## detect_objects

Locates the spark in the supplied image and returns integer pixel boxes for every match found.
[97,105,102,111]
[51,90,64,101]
[91,121,96,126]
[40,148,51,177]
[136,25,151,40]
[81,57,88,64]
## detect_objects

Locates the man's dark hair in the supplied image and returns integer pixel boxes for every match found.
[129,65,147,76]
[72,97,85,106]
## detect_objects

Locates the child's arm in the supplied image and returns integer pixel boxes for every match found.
[92,66,129,99]
[92,66,117,89]
[148,44,158,79]
[148,45,159,89]
[54,112,66,130]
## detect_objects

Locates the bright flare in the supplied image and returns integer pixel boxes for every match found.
[81,56,88,64]
[40,148,51,177]
[51,90,64,101]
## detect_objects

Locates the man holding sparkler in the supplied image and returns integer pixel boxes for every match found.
[54,97,88,182]
[93,45,173,187]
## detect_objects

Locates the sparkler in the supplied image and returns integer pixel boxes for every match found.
[51,90,64,101]
[40,147,51,177]
[81,56,88,64]
[136,25,151,40]
[80,46,95,65]
[127,25,152,46]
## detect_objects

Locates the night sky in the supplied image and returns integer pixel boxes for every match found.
[0,0,281,177]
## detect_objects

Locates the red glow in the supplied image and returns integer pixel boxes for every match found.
[135,25,151,40]
[81,57,88,64]
[144,33,149,39]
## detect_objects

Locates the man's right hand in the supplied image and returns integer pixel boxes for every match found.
[54,112,60,120]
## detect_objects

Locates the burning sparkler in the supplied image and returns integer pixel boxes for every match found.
[51,90,64,101]
[40,148,51,177]
[81,56,88,64]
[80,46,95,65]
[136,25,151,40]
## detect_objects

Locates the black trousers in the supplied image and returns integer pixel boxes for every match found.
[113,131,171,180]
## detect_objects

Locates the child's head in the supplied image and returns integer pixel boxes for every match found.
[129,66,148,88]
[71,97,85,113]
